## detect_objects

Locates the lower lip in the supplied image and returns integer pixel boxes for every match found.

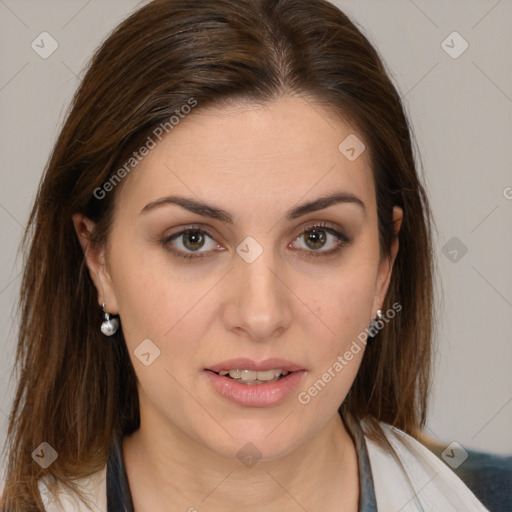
[204,370,305,407]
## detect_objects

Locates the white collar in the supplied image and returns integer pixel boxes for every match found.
[363,419,489,511]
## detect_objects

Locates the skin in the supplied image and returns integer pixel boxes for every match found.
[74,95,402,512]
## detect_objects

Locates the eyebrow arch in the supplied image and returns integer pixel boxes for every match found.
[140,191,366,222]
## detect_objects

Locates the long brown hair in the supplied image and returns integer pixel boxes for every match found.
[1,0,434,509]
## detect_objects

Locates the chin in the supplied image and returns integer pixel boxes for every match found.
[182,415,303,462]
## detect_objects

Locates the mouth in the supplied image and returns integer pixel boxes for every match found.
[204,358,306,407]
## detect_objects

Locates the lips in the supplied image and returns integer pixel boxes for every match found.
[204,358,306,407]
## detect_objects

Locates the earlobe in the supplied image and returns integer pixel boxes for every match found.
[72,213,119,314]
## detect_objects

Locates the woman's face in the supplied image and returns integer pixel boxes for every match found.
[78,95,400,461]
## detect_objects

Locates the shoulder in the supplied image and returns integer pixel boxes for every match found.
[361,420,490,512]
[37,465,107,512]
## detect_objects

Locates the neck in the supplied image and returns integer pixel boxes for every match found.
[122,409,359,512]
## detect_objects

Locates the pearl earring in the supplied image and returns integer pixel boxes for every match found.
[369,309,384,336]
[100,303,119,336]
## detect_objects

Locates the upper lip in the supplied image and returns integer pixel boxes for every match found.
[206,358,305,373]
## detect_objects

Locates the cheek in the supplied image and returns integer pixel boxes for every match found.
[108,223,200,327]
[306,261,378,339]
[112,258,214,354]
[109,253,216,427]
[294,252,379,387]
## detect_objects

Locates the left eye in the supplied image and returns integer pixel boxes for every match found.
[290,225,350,256]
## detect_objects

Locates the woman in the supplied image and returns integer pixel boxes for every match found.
[0,0,489,510]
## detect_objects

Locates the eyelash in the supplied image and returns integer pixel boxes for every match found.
[161,222,351,263]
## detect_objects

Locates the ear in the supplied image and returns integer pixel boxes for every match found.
[372,206,403,314]
[72,213,119,314]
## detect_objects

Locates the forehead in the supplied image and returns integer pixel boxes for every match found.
[116,96,375,219]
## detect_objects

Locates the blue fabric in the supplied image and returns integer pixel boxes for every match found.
[423,440,512,512]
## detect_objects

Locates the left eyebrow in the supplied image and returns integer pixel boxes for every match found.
[140,191,366,222]
[285,192,366,220]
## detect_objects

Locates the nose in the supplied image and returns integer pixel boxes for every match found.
[221,242,292,342]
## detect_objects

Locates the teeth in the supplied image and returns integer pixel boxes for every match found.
[239,369,257,380]
[218,369,290,383]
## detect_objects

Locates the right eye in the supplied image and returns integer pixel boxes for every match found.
[161,227,224,262]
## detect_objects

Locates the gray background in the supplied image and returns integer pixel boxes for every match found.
[1,0,511,485]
